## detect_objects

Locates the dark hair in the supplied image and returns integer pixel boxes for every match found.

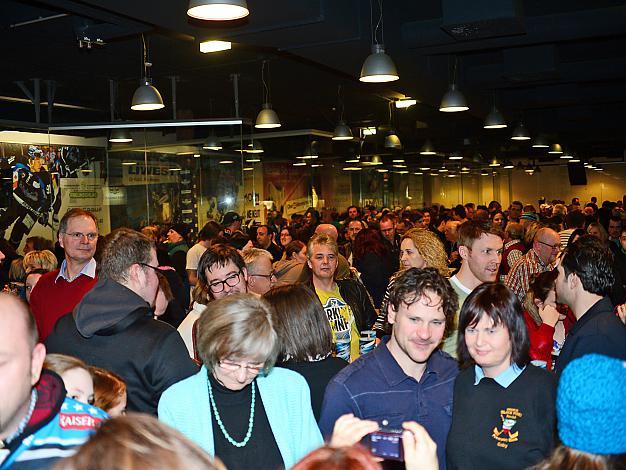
[285,240,305,260]
[567,228,587,247]
[457,283,529,368]
[564,210,585,230]
[197,243,246,286]
[560,235,614,296]
[524,270,558,326]
[387,267,459,334]
[454,204,467,219]
[533,445,625,470]
[608,215,623,226]
[99,228,154,283]
[263,284,333,361]
[197,221,221,242]
[458,220,503,249]
[25,236,53,252]
[379,214,395,225]
[59,208,98,235]
[510,201,524,209]
[352,228,388,260]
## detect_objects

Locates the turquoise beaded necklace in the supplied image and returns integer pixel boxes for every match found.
[207,378,256,448]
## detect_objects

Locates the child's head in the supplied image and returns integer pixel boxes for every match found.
[91,366,127,416]
[44,353,94,405]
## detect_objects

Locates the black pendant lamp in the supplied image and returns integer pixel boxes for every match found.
[131,35,164,111]
[359,0,398,83]
[255,60,281,129]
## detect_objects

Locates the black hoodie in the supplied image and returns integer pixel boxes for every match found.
[45,278,198,415]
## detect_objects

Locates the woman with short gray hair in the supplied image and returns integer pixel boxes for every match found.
[158,293,323,470]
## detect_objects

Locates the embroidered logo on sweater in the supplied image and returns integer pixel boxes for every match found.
[492,407,522,448]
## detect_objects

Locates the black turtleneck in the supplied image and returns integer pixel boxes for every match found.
[208,373,284,470]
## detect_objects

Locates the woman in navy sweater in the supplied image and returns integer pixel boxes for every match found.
[446,283,556,470]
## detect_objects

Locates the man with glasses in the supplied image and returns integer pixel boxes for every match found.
[29,208,99,341]
[506,227,561,301]
[198,243,249,300]
[46,228,198,415]
[242,248,276,295]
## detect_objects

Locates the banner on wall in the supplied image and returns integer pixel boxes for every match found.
[263,162,310,214]
[122,163,180,186]
[59,179,111,234]
[0,142,104,251]
[284,197,310,218]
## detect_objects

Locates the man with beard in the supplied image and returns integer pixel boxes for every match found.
[319,268,459,468]
[443,220,504,356]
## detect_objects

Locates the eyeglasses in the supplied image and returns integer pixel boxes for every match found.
[538,240,561,251]
[249,270,276,281]
[63,231,98,241]
[138,262,161,273]
[208,271,242,293]
[218,359,264,374]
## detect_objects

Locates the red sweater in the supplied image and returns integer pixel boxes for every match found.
[30,269,97,342]
[523,307,576,370]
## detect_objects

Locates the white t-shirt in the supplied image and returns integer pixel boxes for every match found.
[186,243,207,271]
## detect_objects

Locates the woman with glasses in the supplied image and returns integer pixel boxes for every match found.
[159,294,323,470]
[446,283,556,470]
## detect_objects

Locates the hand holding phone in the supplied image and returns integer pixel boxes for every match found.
[402,421,438,470]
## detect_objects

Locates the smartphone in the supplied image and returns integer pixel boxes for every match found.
[367,429,404,461]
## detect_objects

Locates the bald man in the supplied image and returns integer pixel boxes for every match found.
[0,294,106,469]
[505,227,561,300]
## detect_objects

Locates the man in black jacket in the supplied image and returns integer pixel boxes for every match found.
[306,233,376,363]
[46,228,198,415]
[554,235,626,379]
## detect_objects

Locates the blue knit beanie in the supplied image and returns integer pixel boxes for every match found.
[558,354,626,454]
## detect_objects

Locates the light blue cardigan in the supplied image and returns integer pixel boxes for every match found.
[158,366,323,469]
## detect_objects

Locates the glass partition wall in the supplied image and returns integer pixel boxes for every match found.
[1,123,624,252]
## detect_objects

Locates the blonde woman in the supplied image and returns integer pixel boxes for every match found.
[373,228,450,337]
[23,249,58,273]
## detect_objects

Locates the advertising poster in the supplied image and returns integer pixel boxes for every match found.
[0,142,104,251]
[263,162,311,214]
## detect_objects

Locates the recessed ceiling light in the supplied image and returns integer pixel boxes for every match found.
[199,40,232,53]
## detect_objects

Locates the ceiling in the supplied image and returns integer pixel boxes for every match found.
[2,0,626,169]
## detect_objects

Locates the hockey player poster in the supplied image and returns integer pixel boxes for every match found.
[0,142,106,251]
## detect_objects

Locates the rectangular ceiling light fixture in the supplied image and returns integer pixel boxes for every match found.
[395,98,417,109]
[200,40,232,53]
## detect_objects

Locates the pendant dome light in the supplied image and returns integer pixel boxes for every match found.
[332,85,354,140]
[484,91,506,128]
[440,57,469,112]
[109,128,133,143]
[384,101,402,149]
[359,0,399,83]
[255,60,281,129]
[108,81,133,143]
[131,35,164,111]
[187,0,249,21]
[511,121,531,140]
[420,139,436,155]
[548,143,563,154]
[532,134,549,148]
[202,134,222,150]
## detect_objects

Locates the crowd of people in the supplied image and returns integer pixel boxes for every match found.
[0,195,625,470]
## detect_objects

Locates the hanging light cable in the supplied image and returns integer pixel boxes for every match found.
[131,35,165,111]
[333,85,353,140]
[255,60,281,129]
[359,0,399,83]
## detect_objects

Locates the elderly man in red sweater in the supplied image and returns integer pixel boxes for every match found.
[29,208,98,341]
